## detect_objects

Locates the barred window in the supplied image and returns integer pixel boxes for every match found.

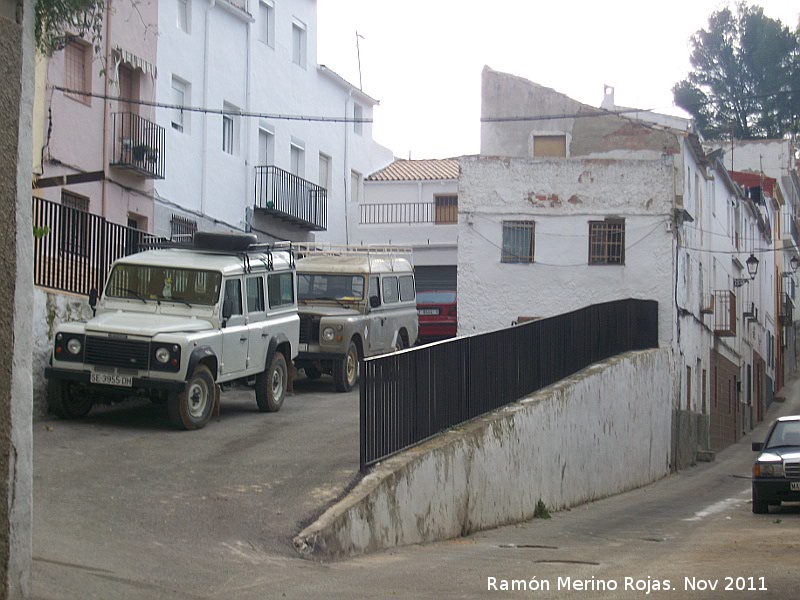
[435,195,458,224]
[170,214,197,243]
[501,221,535,263]
[60,191,90,257]
[588,219,625,265]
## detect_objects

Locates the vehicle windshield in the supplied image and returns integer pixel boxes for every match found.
[765,420,800,449]
[105,264,223,306]
[417,291,456,304]
[297,274,365,301]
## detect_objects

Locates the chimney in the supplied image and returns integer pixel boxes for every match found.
[601,85,615,110]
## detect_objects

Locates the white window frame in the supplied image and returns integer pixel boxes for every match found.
[318,153,331,189]
[259,0,274,47]
[171,77,189,133]
[290,140,305,178]
[258,126,274,166]
[353,103,363,135]
[292,19,307,68]
[177,0,190,33]
[222,101,240,155]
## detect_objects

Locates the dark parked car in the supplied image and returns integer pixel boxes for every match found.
[751,415,800,513]
[416,290,457,343]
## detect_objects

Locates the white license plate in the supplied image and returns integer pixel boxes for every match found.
[419,309,440,315]
[791,482,800,491]
[298,343,308,352]
[90,372,133,387]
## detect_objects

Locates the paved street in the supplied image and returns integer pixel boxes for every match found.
[33,373,800,599]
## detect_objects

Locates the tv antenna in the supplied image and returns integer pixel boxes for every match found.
[356,31,365,90]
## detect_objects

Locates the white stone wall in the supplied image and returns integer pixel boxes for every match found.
[354,178,459,266]
[32,289,94,419]
[155,0,394,242]
[295,349,673,559]
[457,155,675,345]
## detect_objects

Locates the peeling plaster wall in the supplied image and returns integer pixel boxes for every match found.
[31,289,94,420]
[457,155,675,345]
[294,349,673,559]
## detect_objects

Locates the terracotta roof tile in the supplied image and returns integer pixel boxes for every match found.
[367,159,459,182]
[729,170,776,197]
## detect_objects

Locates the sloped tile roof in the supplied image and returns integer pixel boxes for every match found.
[367,158,459,182]
[729,170,776,197]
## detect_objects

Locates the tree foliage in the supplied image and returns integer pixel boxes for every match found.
[34,0,105,56]
[673,2,799,140]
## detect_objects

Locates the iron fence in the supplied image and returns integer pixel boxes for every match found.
[360,298,659,472]
[110,112,166,179]
[32,196,157,296]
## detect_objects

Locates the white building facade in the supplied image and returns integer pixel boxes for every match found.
[358,159,459,291]
[458,66,781,465]
[154,0,393,243]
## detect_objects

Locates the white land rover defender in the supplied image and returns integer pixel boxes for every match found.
[45,233,299,430]
[294,244,418,392]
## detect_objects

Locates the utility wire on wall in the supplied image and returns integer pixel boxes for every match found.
[49,85,374,123]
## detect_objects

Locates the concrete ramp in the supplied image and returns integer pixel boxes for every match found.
[294,349,674,559]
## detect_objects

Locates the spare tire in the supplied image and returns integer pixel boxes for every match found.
[193,231,258,252]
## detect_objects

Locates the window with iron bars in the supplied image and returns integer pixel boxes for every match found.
[501,221,535,263]
[434,195,458,224]
[170,215,197,243]
[60,191,90,257]
[588,219,625,265]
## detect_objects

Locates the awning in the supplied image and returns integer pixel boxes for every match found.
[114,46,157,78]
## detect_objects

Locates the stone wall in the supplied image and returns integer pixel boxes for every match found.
[294,349,674,559]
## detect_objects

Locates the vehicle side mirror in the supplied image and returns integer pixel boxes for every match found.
[752,442,763,452]
[88,288,98,316]
[222,298,232,320]
[369,295,381,309]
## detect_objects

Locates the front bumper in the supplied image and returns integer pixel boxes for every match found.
[45,367,186,393]
[752,478,800,504]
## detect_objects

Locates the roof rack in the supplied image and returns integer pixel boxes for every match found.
[135,233,295,272]
[294,243,413,270]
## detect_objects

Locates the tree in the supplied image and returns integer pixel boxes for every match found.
[34,0,104,56]
[673,2,799,140]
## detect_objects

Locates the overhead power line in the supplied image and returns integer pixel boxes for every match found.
[49,85,373,123]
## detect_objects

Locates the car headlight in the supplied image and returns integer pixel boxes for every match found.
[322,327,335,342]
[155,347,171,364]
[66,338,82,355]
[754,462,782,477]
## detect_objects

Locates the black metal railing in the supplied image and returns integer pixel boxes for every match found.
[360,298,659,472]
[779,292,793,325]
[32,196,159,296]
[254,165,327,231]
[714,290,736,337]
[110,112,165,179]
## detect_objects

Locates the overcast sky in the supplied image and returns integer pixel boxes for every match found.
[317,1,800,160]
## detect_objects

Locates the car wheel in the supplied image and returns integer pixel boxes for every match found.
[303,364,322,380]
[256,352,287,412]
[333,341,359,392]
[168,364,214,430]
[49,380,93,419]
[752,484,769,514]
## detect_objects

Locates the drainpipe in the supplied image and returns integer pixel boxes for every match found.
[201,0,217,218]
[343,90,352,244]
[245,11,252,230]
[101,0,112,220]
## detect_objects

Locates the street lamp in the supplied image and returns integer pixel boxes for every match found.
[781,255,799,278]
[733,254,760,288]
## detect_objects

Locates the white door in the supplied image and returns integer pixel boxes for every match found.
[220,279,249,379]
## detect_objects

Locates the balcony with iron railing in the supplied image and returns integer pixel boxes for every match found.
[110,112,165,179]
[779,292,794,325]
[254,165,327,231]
[714,290,736,337]
[360,200,458,225]
[781,212,799,249]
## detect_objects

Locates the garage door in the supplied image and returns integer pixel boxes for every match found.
[414,266,457,293]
